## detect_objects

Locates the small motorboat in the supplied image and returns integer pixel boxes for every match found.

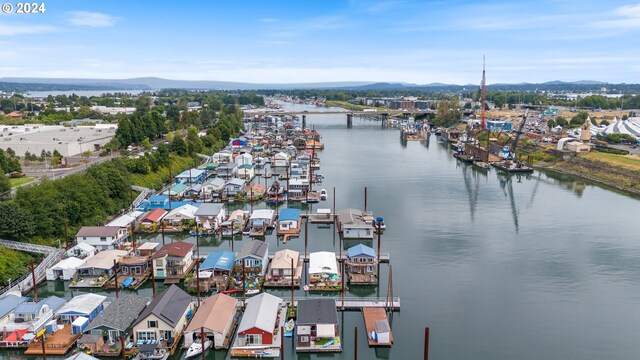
[246,289,260,295]
[320,189,327,200]
[185,338,212,359]
[284,319,295,337]
[372,217,386,231]
[221,289,241,294]
[189,230,204,237]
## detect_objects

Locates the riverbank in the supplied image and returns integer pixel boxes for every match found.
[535,152,640,197]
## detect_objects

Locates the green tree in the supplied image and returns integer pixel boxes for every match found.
[0,175,10,193]
[433,98,461,127]
[0,200,35,240]
[555,116,568,126]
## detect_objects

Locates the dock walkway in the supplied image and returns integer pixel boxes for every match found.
[292,297,400,311]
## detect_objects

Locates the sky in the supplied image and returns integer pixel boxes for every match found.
[1,0,640,84]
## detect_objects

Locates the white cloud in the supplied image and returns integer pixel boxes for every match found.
[259,18,278,23]
[67,11,119,28]
[0,23,59,36]
[595,3,640,28]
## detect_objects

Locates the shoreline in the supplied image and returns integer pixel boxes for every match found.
[534,161,640,198]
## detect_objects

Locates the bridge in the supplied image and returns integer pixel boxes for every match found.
[245,109,435,128]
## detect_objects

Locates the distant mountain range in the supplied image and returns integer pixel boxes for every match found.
[0,77,627,92]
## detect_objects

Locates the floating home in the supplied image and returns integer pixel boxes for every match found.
[230,293,285,358]
[151,242,195,282]
[337,208,374,239]
[346,244,378,285]
[234,240,269,290]
[46,257,86,281]
[72,249,128,288]
[131,285,194,352]
[76,226,128,251]
[296,298,341,353]
[248,209,276,237]
[183,293,238,350]
[308,251,342,291]
[83,294,148,356]
[0,296,65,348]
[192,250,235,292]
[276,208,301,236]
[56,293,106,324]
[194,203,226,233]
[264,249,302,288]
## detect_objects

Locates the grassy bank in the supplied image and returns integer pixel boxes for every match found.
[539,152,640,196]
[0,247,40,286]
[9,176,35,188]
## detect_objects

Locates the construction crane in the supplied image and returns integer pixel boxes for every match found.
[500,109,528,160]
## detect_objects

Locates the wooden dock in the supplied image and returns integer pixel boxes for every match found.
[199,253,391,263]
[24,324,80,355]
[292,297,400,311]
[363,307,393,347]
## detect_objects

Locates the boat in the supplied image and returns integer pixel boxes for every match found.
[320,189,327,200]
[189,230,205,237]
[135,345,168,360]
[301,190,321,204]
[492,160,534,174]
[221,289,241,294]
[246,289,260,295]
[472,161,491,170]
[185,339,212,359]
[303,284,309,292]
[372,217,386,231]
[284,319,295,337]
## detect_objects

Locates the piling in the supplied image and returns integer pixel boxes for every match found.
[30,262,37,302]
[302,114,307,129]
[424,327,430,360]
[201,327,206,360]
[280,326,285,360]
[290,257,294,306]
[151,261,156,297]
[332,187,336,222]
[354,326,358,360]
[304,220,308,259]
[161,222,166,245]
[120,336,125,360]
[40,335,46,360]
[364,187,367,212]
[377,222,381,261]
[341,261,345,309]
[113,259,118,299]
[231,220,235,252]
[242,263,246,306]
[347,113,353,128]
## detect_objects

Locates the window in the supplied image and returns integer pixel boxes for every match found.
[300,336,309,343]
[246,334,262,345]
[155,259,164,266]
[367,265,373,273]
[163,330,172,340]
[148,320,158,328]
[100,237,107,242]
[137,331,156,341]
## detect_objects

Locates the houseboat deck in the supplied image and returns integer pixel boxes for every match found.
[70,275,112,288]
[363,307,394,347]
[24,324,80,355]
[348,272,378,284]
[263,263,303,288]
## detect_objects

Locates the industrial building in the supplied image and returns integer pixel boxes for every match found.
[0,124,117,157]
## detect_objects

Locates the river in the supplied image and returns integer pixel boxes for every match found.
[8,102,640,359]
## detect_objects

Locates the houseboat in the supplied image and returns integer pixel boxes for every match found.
[248,209,276,237]
[276,208,301,236]
[183,293,238,350]
[229,293,285,358]
[308,251,342,291]
[296,298,341,353]
[264,249,302,288]
[346,244,378,285]
[220,209,246,237]
[233,240,269,291]
[71,250,128,288]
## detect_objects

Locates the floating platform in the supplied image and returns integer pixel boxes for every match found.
[24,324,80,355]
[363,307,393,347]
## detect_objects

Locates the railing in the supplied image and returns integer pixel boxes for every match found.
[0,239,64,296]
[1,310,54,332]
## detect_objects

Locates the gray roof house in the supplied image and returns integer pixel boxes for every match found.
[194,203,226,232]
[296,298,341,352]
[235,240,269,276]
[86,294,149,341]
[131,285,195,343]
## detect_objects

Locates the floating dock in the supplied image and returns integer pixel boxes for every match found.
[363,307,394,347]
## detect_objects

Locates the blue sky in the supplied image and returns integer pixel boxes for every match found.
[1,0,640,84]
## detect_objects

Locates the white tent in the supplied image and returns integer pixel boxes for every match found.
[601,117,640,139]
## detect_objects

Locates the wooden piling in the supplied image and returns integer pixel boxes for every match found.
[424,327,430,360]
[120,336,125,360]
[290,257,294,307]
[30,262,37,302]
[151,261,156,297]
[161,221,166,245]
[40,335,46,360]
[377,222,381,262]
[364,187,367,212]
[113,259,118,299]
[354,326,358,360]
[280,326,285,360]
[201,327,206,360]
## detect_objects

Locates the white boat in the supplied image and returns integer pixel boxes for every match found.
[320,189,327,200]
[246,289,260,295]
[185,339,212,359]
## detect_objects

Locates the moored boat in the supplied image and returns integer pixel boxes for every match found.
[185,339,212,359]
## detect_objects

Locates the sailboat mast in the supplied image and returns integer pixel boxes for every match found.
[481,55,487,130]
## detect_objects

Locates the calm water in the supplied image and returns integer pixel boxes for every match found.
[9,104,640,360]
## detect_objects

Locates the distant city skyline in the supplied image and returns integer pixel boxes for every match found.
[1,0,640,84]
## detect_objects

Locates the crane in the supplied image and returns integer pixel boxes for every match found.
[500,109,528,160]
